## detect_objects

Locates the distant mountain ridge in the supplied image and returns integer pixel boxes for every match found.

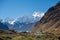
[0,21,9,30]
[0,12,44,32]
[31,2,60,37]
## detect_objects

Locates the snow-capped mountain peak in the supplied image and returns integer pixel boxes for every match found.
[0,12,44,32]
[32,12,44,18]
[1,12,44,25]
[8,19,17,25]
[8,21,15,25]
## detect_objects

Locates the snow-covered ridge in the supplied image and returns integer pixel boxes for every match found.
[0,12,44,32]
[33,12,44,18]
[1,12,44,25]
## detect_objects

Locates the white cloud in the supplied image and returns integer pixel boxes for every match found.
[32,11,44,18]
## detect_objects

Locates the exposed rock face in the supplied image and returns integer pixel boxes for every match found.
[31,2,60,37]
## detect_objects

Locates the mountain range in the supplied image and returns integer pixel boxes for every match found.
[0,12,44,32]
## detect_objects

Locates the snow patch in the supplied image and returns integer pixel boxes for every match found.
[33,12,44,18]
[8,19,17,25]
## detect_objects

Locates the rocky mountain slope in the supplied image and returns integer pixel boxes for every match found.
[31,2,60,37]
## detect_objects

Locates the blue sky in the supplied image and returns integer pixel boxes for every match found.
[0,0,60,19]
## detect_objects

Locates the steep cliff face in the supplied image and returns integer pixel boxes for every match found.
[32,2,60,37]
